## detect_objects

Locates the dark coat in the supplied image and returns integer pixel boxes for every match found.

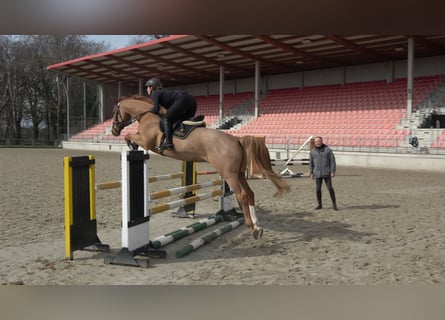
[150,88,185,114]
[309,144,336,178]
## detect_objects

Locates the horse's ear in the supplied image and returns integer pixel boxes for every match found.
[114,96,125,103]
[110,95,119,104]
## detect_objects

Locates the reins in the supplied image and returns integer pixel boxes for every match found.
[134,110,155,121]
[113,102,155,130]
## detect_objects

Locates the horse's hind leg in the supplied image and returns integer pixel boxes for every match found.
[239,173,263,240]
[225,173,263,240]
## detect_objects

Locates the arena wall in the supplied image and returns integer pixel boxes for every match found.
[268,146,445,172]
[62,141,445,173]
[334,151,445,172]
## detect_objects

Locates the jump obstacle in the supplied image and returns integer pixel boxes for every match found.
[277,135,313,178]
[94,161,229,218]
[64,150,242,267]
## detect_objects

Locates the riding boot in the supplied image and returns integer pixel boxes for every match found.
[315,190,322,210]
[162,118,174,150]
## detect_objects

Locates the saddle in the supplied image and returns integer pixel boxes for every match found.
[160,115,206,140]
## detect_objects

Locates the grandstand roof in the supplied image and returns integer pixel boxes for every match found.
[47,34,445,88]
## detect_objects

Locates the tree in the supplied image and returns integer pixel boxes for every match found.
[128,35,169,45]
[0,35,109,144]
[0,36,28,142]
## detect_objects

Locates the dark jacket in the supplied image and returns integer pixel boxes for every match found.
[309,144,336,178]
[150,88,186,114]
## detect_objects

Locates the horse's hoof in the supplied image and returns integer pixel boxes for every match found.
[252,228,263,240]
[127,141,138,150]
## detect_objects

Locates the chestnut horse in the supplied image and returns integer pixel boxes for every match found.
[111,96,290,239]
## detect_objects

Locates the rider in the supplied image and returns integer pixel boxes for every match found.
[145,78,197,150]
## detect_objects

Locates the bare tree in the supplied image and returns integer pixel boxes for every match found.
[128,35,169,45]
[0,36,28,142]
[0,35,109,144]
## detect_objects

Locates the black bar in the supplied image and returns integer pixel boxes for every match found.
[128,151,148,223]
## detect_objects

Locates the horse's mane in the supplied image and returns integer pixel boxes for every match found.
[118,95,153,104]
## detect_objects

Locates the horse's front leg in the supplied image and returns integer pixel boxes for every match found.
[126,139,139,150]
[125,132,148,150]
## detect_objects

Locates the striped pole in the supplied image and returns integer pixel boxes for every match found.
[196,170,218,175]
[175,218,244,258]
[148,172,183,183]
[149,189,222,214]
[149,179,222,200]
[96,180,121,190]
[149,215,224,249]
[95,172,184,190]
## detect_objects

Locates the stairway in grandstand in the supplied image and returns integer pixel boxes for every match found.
[194,91,257,129]
[399,76,445,149]
[69,76,445,150]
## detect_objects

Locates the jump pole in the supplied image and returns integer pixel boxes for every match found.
[95,172,184,191]
[175,217,244,258]
[149,215,224,249]
[280,134,313,177]
[149,179,223,200]
[172,161,235,218]
[147,175,240,252]
[149,189,223,214]
[149,172,184,183]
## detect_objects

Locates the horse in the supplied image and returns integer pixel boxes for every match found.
[111,95,290,239]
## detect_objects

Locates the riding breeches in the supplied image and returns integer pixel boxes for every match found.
[164,93,197,123]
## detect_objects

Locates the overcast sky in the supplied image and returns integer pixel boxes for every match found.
[84,35,137,50]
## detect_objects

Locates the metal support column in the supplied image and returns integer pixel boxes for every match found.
[407,37,415,114]
[255,61,260,118]
[219,65,225,122]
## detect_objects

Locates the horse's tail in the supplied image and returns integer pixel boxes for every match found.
[238,136,290,197]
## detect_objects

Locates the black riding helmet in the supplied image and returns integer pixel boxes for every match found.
[145,78,163,89]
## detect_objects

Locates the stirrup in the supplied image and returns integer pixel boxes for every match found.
[157,142,174,154]
[162,142,174,150]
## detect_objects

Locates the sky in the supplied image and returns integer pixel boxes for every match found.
[84,35,137,50]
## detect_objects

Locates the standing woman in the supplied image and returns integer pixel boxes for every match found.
[309,136,338,210]
[145,78,197,150]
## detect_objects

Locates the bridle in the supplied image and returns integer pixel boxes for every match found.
[112,101,154,135]
[112,102,135,131]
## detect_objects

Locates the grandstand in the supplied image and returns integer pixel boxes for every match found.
[67,75,445,156]
[50,35,445,171]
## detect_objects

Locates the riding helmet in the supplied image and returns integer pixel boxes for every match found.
[145,78,163,89]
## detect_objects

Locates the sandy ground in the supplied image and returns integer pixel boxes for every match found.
[1,147,445,285]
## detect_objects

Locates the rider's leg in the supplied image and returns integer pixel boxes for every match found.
[161,117,174,150]
[161,94,197,150]
[315,178,323,209]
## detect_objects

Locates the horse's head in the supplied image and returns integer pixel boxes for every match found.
[111,96,159,136]
[111,100,133,136]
